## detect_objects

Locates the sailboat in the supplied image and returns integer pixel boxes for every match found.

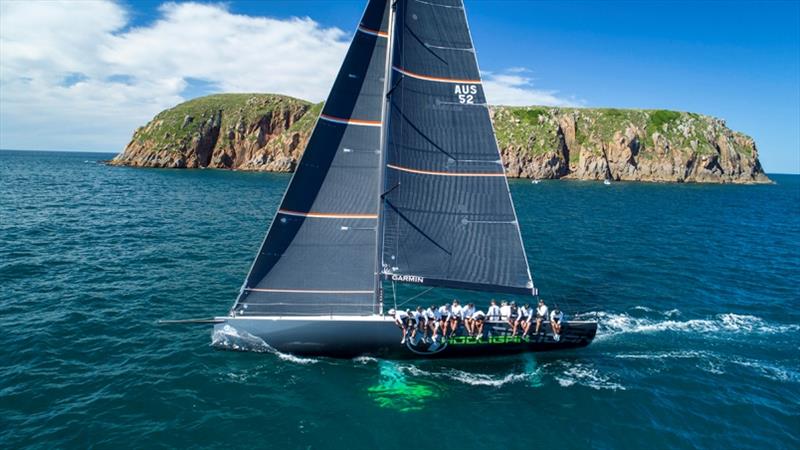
[213,0,597,359]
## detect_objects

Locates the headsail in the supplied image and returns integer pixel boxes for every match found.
[234,0,390,316]
[380,0,534,295]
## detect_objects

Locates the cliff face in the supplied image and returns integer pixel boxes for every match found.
[493,107,770,183]
[111,94,317,172]
[112,94,771,184]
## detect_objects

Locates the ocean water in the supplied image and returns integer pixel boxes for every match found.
[1,150,798,449]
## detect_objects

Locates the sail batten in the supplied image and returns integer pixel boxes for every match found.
[392,66,481,84]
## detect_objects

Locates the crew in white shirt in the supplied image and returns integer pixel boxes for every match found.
[471,310,486,338]
[449,300,463,337]
[462,302,476,336]
[424,305,437,343]
[534,299,549,335]
[390,308,410,344]
[486,300,501,322]
[512,303,531,337]
[438,303,451,338]
[550,306,564,340]
[499,301,511,321]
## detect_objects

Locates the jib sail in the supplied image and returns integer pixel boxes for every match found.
[234,0,390,316]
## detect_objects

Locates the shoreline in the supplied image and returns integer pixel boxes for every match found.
[103,160,775,185]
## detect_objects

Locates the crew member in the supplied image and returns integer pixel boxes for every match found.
[449,300,463,337]
[507,301,519,328]
[424,305,437,343]
[472,309,486,339]
[512,303,531,337]
[550,305,564,341]
[499,301,511,321]
[411,307,424,344]
[438,303,451,339]
[520,303,536,337]
[534,299,549,335]
[462,302,476,336]
[389,308,410,344]
[486,300,501,322]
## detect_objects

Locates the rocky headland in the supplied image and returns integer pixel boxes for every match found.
[111,93,771,184]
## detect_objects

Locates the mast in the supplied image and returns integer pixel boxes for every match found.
[374,0,396,315]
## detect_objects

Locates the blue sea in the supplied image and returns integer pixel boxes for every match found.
[1,150,798,449]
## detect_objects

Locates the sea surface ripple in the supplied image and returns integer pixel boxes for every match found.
[1,150,798,449]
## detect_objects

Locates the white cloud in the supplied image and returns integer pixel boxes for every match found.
[0,1,574,152]
[482,68,578,107]
[0,1,349,151]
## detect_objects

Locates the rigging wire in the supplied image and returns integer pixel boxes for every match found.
[392,281,397,310]
[393,286,435,310]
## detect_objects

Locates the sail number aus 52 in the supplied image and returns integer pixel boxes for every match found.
[455,84,477,104]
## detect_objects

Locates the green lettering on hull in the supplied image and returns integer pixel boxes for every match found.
[446,336,524,345]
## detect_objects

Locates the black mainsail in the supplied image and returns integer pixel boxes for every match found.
[216,0,596,358]
[379,0,534,295]
[234,0,390,316]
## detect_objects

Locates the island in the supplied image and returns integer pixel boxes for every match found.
[110,93,771,184]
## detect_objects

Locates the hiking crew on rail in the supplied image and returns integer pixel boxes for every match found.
[389,299,565,345]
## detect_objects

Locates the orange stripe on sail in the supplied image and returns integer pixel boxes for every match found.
[246,288,374,294]
[319,113,381,127]
[386,163,505,177]
[392,66,482,84]
[358,24,388,38]
[278,209,378,219]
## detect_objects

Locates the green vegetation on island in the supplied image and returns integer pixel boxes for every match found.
[112,93,770,184]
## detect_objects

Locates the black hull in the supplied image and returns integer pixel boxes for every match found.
[213,316,597,359]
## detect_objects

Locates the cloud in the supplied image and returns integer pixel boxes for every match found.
[0,1,575,152]
[0,1,349,151]
[482,68,579,107]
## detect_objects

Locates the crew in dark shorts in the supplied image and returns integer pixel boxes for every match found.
[507,301,518,328]
[414,306,427,343]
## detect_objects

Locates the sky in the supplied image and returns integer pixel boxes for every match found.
[1,0,798,173]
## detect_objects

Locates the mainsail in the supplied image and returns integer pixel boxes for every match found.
[379,0,534,295]
[234,0,390,316]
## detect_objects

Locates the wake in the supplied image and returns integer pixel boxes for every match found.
[574,309,800,341]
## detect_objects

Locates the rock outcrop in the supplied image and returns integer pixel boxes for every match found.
[112,94,771,184]
[111,94,316,172]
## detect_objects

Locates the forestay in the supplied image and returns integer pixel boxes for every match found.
[234,0,390,316]
[380,0,534,295]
